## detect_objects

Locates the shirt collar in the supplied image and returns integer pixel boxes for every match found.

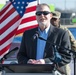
[38,24,50,34]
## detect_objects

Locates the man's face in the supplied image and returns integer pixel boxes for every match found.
[51,18,60,27]
[36,5,52,30]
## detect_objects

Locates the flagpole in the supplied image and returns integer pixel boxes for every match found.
[37,0,40,5]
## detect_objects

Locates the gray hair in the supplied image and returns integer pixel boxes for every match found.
[36,3,50,10]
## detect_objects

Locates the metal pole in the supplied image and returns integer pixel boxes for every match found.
[73,55,76,75]
[65,0,66,11]
[37,0,40,4]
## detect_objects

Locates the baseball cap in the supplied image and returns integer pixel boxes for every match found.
[52,11,61,19]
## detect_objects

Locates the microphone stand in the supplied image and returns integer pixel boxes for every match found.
[39,37,65,74]
[38,37,76,75]
[52,45,65,74]
[0,47,19,75]
[72,51,76,75]
[0,47,19,64]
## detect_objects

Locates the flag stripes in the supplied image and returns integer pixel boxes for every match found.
[0,1,21,57]
[0,0,38,58]
[0,2,11,16]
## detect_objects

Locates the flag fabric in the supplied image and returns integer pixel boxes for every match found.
[16,0,38,35]
[0,0,37,58]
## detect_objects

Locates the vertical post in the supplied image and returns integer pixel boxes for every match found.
[64,0,66,25]
[37,0,40,5]
[65,0,66,11]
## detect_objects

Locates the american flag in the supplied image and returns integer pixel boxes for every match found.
[16,0,38,35]
[0,0,37,58]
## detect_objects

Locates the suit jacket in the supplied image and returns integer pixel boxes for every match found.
[17,25,71,67]
[60,25,76,51]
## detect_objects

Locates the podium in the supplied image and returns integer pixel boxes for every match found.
[0,64,62,75]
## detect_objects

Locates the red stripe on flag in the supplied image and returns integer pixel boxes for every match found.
[0,28,18,45]
[20,16,36,24]
[1,8,15,23]
[25,6,36,13]
[16,25,38,35]
[0,44,11,55]
[1,15,21,35]
[0,3,11,16]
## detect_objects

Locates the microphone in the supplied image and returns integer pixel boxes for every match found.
[32,31,39,40]
[0,47,19,63]
[53,45,62,63]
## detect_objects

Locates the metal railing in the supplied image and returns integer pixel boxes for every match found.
[60,18,73,25]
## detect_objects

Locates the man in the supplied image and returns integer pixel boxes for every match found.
[51,11,76,51]
[51,11,76,75]
[17,3,71,73]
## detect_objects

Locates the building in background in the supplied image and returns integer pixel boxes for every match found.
[41,0,76,25]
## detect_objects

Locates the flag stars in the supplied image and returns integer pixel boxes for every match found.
[22,1,25,4]
[18,2,20,4]
[21,6,24,9]
[10,0,30,17]
[26,2,29,5]
[20,11,23,14]
[13,2,16,5]
[17,6,19,9]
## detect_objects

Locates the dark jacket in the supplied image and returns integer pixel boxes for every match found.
[17,25,71,67]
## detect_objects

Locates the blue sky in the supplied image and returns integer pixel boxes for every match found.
[0,0,76,10]
[0,0,9,4]
[40,0,76,10]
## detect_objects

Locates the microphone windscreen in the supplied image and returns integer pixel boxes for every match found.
[32,31,39,40]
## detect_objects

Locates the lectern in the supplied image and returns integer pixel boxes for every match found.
[0,64,62,75]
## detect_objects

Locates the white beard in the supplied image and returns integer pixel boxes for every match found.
[38,21,47,27]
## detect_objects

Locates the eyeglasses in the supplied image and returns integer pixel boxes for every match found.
[52,18,57,21]
[36,11,51,16]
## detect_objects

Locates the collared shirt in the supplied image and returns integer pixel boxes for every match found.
[36,25,50,60]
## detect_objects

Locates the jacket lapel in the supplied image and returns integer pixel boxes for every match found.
[44,25,57,52]
[31,28,38,59]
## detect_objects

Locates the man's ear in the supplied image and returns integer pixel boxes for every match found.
[59,18,60,21]
[50,13,53,18]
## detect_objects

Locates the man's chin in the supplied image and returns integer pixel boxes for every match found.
[39,22,46,25]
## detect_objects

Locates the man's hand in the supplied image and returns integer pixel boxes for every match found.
[27,59,36,64]
[27,59,45,64]
[35,59,45,64]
